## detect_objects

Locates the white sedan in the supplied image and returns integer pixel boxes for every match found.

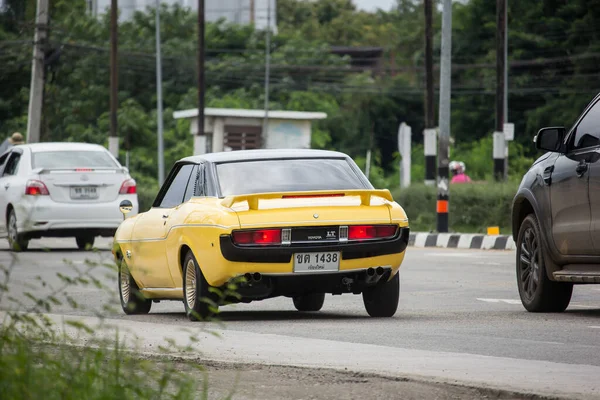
[0,142,139,251]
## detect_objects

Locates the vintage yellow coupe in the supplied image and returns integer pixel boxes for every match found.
[112,149,410,320]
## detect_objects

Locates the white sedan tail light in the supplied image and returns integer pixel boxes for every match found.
[119,178,137,195]
[25,180,50,196]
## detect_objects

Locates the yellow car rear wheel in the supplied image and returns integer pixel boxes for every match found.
[362,272,399,318]
[293,293,325,312]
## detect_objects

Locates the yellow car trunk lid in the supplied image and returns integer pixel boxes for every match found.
[221,189,393,228]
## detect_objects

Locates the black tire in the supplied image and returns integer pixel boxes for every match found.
[293,293,325,312]
[516,214,573,312]
[362,272,399,318]
[76,235,95,250]
[182,251,219,321]
[7,208,29,252]
[118,259,152,315]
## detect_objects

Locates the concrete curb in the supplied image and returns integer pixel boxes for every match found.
[409,232,516,251]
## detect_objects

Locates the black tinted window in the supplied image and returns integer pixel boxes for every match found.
[216,158,365,196]
[33,150,118,169]
[573,101,600,149]
[183,165,199,203]
[159,164,194,208]
[3,153,21,176]
[0,153,9,171]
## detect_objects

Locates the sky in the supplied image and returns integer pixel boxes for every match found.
[354,0,396,12]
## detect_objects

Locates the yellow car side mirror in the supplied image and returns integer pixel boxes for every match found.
[119,200,133,219]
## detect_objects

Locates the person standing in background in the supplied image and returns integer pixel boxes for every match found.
[0,132,25,154]
[449,160,472,183]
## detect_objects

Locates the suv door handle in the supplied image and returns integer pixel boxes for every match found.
[576,161,589,177]
[4,183,9,190]
[543,166,554,185]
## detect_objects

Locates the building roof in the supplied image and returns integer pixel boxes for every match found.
[180,149,349,164]
[173,108,328,121]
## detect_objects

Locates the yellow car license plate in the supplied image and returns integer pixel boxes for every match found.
[293,252,340,273]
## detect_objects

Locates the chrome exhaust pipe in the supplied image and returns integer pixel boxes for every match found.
[376,267,384,275]
[243,272,262,284]
[367,267,375,276]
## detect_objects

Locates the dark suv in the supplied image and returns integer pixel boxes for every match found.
[512,94,600,312]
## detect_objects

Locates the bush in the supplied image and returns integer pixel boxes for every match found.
[392,181,519,234]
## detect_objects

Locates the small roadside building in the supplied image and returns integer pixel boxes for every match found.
[172,108,328,155]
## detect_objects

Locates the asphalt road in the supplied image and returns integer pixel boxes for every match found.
[2,236,599,370]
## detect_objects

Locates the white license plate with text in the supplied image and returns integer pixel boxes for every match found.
[70,186,98,199]
[293,252,340,273]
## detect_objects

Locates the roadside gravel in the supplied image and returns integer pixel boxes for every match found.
[166,358,554,400]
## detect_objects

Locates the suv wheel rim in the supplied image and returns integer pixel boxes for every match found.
[8,212,17,244]
[120,267,130,304]
[519,227,540,301]
[185,259,197,309]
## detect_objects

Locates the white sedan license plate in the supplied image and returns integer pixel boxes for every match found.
[293,252,340,273]
[70,186,98,200]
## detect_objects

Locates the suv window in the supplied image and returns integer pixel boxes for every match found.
[3,153,21,177]
[158,164,194,208]
[572,100,600,150]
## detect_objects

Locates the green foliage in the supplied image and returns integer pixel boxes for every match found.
[393,182,519,234]
[1,0,598,196]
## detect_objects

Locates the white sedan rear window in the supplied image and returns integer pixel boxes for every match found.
[32,151,118,169]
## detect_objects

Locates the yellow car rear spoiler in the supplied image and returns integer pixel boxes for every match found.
[220,189,394,210]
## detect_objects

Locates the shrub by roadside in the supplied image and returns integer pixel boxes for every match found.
[391,182,519,234]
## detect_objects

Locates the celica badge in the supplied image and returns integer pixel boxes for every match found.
[126,250,132,259]
[313,213,319,219]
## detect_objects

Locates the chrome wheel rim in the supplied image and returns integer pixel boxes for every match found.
[519,227,540,302]
[185,259,197,309]
[8,212,17,244]
[120,266,130,304]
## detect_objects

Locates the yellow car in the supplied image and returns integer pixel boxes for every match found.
[112,149,410,320]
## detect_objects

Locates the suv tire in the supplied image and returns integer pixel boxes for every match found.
[516,214,573,312]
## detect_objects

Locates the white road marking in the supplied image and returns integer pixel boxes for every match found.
[474,262,503,266]
[477,298,598,309]
[426,252,477,257]
[570,304,597,309]
[477,298,522,305]
[589,326,600,329]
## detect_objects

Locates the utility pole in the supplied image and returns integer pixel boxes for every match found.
[423,0,436,186]
[437,0,452,233]
[26,0,49,144]
[503,0,509,179]
[155,0,165,185]
[493,0,506,181]
[263,0,272,139]
[250,0,255,25]
[196,0,205,155]
[109,0,119,159]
